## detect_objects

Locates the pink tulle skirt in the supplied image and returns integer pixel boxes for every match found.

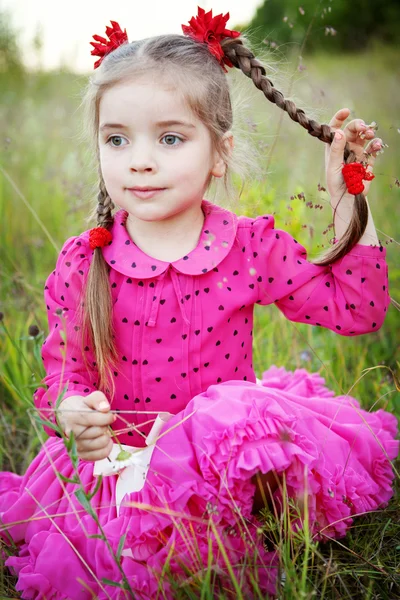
[0,366,398,599]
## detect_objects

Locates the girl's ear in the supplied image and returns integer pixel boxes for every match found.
[210,132,234,179]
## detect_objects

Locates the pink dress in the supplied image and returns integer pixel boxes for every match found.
[0,199,398,599]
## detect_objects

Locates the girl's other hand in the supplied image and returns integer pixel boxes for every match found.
[324,107,383,206]
[58,391,116,461]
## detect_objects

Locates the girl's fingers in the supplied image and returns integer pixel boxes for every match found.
[75,425,111,440]
[342,120,376,147]
[364,137,382,157]
[77,434,111,452]
[78,439,114,462]
[74,410,116,428]
[327,108,377,150]
[361,137,382,171]
[325,108,353,164]
[328,107,351,128]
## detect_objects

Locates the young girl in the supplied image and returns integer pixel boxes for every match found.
[1,7,398,599]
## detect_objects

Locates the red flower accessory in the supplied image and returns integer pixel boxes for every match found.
[90,21,129,69]
[342,162,375,195]
[181,6,241,73]
[89,227,113,250]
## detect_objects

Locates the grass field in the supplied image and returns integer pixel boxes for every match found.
[0,42,399,599]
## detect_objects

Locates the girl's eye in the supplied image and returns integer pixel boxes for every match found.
[106,135,127,147]
[106,134,184,148]
[161,134,183,146]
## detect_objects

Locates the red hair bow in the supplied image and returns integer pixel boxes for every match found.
[90,21,129,69]
[89,227,113,250]
[182,6,241,73]
[342,162,375,195]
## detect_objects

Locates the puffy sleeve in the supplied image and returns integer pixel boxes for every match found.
[249,214,390,336]
[33,234,98,437]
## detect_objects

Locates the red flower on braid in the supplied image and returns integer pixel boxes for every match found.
[342,162,375,195]
[181,6,241,73]
[90,21,129,69]
[89,227,113,250]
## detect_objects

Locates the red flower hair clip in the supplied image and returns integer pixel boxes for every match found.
[89,227,113,250]
[182,6,241,73]
[342,162,375,195]
[90,21,129,69]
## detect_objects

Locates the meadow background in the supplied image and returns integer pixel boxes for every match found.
[0,1,399,598]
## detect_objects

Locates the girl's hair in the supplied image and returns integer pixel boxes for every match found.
[78,33,371,397]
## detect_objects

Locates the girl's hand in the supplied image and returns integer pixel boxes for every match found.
[325,107,383,207]
[58,391,116,461]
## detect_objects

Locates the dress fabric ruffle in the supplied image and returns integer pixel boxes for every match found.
[0,366,398,600]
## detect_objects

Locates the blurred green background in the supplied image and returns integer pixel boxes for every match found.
[0,1,399,597]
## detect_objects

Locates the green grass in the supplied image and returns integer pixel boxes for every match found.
[0,42,399,599]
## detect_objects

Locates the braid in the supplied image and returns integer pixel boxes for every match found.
[221,38,370,266]
[80,171,118,400]
[97,172,115,228]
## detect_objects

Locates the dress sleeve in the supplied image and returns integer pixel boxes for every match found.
[249,214,390,336]
[33,234,98,437]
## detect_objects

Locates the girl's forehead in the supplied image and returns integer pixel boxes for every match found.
[99,80,194,121]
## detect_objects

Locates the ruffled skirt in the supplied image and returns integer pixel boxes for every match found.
[0,366,398,599]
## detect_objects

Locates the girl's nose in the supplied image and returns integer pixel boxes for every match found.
[129,142,157,172]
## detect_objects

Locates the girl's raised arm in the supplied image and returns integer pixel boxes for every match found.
[247,214,389,336]
[34,234,98,437]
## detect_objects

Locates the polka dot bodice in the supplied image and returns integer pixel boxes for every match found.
[34,199,390,446]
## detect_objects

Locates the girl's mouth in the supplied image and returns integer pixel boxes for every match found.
[128,188,165,199]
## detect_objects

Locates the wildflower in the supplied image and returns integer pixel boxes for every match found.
[256,527,264,535]
[299,6,305,15]
[28,325,40,337]
[206,501,219,515]
[325,27,337,36]
[300,350,312,362]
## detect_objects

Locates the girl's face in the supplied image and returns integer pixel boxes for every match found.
[98,77,230,225]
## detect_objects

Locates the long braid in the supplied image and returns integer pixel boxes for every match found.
[80,170,118,399]
[97,173,115,228]
[221,37,370,266]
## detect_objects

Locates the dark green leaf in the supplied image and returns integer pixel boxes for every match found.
[116,533,127,561]
[57,473,80,484]
[87,474,103,501]
[101,578,126,588]
[74,488,96,519]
